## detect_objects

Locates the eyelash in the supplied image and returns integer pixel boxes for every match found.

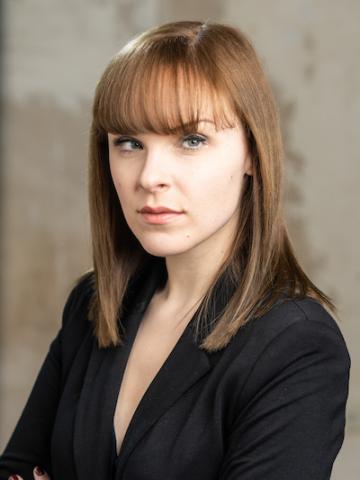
[112,134,208,152]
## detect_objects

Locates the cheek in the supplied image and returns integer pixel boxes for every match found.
[114,180,123,194]
[111,176,123,199]
[109,170,130,213]
[186,168,242,237]
[194,166,243,213]
[109,164,129,198]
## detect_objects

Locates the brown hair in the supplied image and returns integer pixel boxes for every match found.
[86,20,336,351]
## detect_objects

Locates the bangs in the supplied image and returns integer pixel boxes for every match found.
[93,43,238,136]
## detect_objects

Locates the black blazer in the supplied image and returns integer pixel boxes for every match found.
[0,259,351,480]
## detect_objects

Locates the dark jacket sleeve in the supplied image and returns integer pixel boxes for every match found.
[217,317,351,480]
[0,273,94,480]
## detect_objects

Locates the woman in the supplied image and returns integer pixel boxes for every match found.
[0,20,350,480]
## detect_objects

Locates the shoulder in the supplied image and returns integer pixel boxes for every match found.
[226,296,351,384]
[64,270,95,312]
[251,296,351,374]
[222,296,351,418]
[246,296,349,353]
[60,270,96,334]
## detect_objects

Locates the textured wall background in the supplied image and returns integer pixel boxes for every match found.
[1,0,359,477]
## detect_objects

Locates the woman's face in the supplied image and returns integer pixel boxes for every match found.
[107,112,252,259]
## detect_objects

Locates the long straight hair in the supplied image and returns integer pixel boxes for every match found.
[86,20,336,351]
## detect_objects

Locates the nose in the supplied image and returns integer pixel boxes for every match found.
[137,146,171,192]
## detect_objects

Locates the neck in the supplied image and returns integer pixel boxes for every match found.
[157,228,235,312]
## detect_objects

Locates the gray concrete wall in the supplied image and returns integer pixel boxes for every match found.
[1,1,359,477]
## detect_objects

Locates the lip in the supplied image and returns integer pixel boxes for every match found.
[139,205,182,214]
[140,212,184,225]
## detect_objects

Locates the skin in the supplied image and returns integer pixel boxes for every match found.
[108,110,253,316]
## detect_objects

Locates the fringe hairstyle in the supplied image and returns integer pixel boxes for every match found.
[86,20,336,351]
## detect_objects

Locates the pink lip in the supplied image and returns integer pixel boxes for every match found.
[140,205,182,214]
[140,212,184,225]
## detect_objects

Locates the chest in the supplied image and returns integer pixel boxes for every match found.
[113,309,191,456]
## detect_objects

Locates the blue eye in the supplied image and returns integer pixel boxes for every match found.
[182,134,207,150]
[112,137,143,151]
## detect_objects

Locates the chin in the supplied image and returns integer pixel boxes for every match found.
[138,238,194,258]
[140,246,189,258]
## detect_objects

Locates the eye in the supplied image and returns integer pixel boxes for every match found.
[112,136,143,151]
[181,134,208,150]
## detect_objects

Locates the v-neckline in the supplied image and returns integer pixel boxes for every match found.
[111,262,165,459]
[111,278,198,461]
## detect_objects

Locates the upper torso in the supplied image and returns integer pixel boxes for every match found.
[0,264,351,480]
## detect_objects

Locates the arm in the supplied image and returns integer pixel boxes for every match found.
[0,274,93,480]
[217,317,351,480]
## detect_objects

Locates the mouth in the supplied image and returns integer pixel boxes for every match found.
[139,206,183,214]
[139,211,184,225]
